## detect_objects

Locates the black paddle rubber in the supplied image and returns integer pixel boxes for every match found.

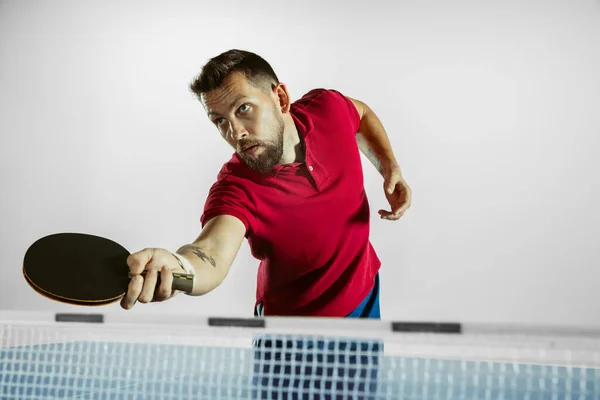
[23,233,131,305]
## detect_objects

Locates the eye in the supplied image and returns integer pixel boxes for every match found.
[238,103,250,113]
[215,117,226,126]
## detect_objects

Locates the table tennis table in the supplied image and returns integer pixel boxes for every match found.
[1,311,599,399]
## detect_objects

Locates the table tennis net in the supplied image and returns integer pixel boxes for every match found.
[1,315,599,399]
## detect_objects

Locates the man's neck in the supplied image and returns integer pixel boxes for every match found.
[279,116,303,164]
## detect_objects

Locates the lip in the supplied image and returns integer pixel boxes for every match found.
[243,145,260,155]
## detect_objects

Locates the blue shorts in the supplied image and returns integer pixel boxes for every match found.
[346,272,381,318]
[254,272,381,318]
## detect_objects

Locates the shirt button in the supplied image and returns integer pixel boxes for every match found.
[308,166,313,171]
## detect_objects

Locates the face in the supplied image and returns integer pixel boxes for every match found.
[201,72,286,173]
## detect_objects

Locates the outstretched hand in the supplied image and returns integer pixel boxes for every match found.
[379,168,411,221]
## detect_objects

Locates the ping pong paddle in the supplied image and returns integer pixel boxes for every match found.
[23,232,194,306]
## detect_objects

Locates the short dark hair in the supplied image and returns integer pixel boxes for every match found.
[189,49,279,97]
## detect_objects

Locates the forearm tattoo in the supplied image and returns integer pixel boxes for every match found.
[177,245,217,268]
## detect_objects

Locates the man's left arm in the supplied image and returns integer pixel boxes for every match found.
[347,96,412,221]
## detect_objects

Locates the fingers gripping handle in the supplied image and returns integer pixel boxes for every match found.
[127,270,195,293]
[127,251,196,294]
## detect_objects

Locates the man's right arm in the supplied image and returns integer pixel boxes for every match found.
[175,214,246,296]
[120,214,246,309]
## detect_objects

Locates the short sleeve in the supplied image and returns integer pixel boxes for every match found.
[200,178,256,237]
[326,89,361,133]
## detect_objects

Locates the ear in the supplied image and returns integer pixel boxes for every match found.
[272,82,292,114]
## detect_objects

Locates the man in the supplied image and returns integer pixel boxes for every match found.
[120,49,411,318]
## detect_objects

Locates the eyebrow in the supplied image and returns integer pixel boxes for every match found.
[207,97,247,118]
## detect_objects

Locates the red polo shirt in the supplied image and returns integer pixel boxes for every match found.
[200,88,381,316]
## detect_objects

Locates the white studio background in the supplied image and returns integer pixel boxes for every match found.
[1,0,599,327]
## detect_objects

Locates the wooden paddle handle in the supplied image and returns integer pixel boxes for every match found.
[128,270,195,293]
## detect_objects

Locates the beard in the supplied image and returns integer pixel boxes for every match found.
[237,114,285,174]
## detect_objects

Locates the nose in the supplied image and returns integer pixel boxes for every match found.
[228,120,248,142]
